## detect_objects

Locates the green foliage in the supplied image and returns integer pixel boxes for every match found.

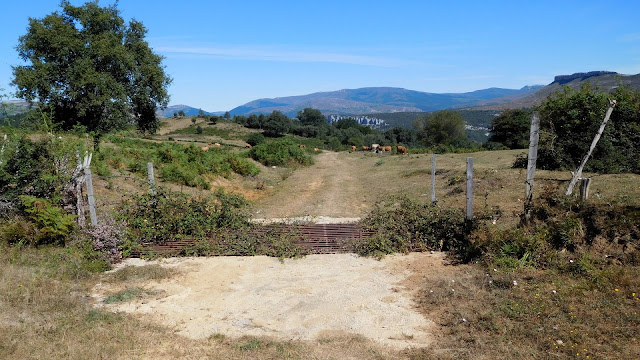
[19,195,76,245]
[358,194,472,259]
[246,132,265,147]
[0,134,87,202]
[249,138,314,167]
[196,125,203,134]
[119,187,250,243]
[11,1,171,134]
[297,108,326,127]
[488,109,531,149]
[535,84,640,173]
[263,111,291,137]
[414,110,468,147]
[101,136,259,188]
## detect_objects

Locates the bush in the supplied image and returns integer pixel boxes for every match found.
[19,195,76,245]
[119,187,250,243]
[249,138,314,167]
[246,133,265,147]
[535,84,640,173]
[357,194,473,259]
[85,217,127,263]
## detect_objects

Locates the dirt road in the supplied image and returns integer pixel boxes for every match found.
[254,151,374,219]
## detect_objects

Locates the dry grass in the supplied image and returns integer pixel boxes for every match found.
[405,262,640,359]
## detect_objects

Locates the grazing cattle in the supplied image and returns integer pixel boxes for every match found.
[351,145,356,152]
[362,146,370,151]
[299,144,306,148]
[201,146,209,152]
[214,143,221,148]
[397,145,407,155]
[371,144,380,152]
[208,142,212,146]
[313,147,319,152]
[382,145,392,152]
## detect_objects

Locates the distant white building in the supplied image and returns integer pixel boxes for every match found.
[326,114,386,129]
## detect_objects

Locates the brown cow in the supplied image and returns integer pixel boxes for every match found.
[313,147,319,152]
[382,145,392,152]
[362,146,370,151]
[351,145,356,152]
[213,143,221,148]
[396,145,407,155]
[201,146,209,152]
[208,142,212,146]
[299,144,306,148]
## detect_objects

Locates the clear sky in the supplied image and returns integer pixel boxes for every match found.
[1,0,639,112]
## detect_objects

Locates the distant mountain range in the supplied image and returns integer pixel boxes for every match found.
[228,86,544,117]
[471,71,640,110]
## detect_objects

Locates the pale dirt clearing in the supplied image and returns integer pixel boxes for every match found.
[94,253,446,349]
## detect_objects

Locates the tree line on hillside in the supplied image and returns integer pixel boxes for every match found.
[228,107,474,152]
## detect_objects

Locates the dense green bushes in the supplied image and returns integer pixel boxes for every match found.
[475,187,640,271]
[101,135,259,188]
[357,194,473,259]
[249,138,314,167]
[119,187,250,243]
[533,84,640,173]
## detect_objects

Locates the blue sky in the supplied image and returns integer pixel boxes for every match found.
[1,0,639,111]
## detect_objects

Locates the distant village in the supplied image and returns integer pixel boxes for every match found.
[326,114,386,129]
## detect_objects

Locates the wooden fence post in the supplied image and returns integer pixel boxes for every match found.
[83,153,97,226]
[525,112,540,221]
[566,99,617,195]
[579,178,592,201]
[431,154,437,205]
[466,157,473,220]
[147,162,156,195]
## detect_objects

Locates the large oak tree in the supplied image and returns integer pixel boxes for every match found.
[12,1,171,135]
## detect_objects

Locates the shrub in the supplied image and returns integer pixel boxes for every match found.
[85,217,126,263]
[19,195,76,245]
[357,194,472,259]
[119,187,250,243]
[249,138,314,167]
[246,133,265,147]
[0,217,37,246]
[196,125,203,134]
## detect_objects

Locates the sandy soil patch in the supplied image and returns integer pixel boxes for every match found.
[94,253,444,349]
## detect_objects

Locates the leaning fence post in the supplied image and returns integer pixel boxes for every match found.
[566,99,617,195]
[525,112,540,221]
[431,154,437,205]
[466,157,474,220]
[83,152,97,226]
[147,162,156,195]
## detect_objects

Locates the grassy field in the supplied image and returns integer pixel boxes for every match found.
[1,122,639,359]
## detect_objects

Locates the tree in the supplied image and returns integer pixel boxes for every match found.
[224,111,231,120]
[198,109,205,117]
[11,1,171,136]
[534,84,640,173]
[263,111,290,137]
[178,110,186,117]
[488,109,531,149]
[414,110,467,147]
[297,108,327,127]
